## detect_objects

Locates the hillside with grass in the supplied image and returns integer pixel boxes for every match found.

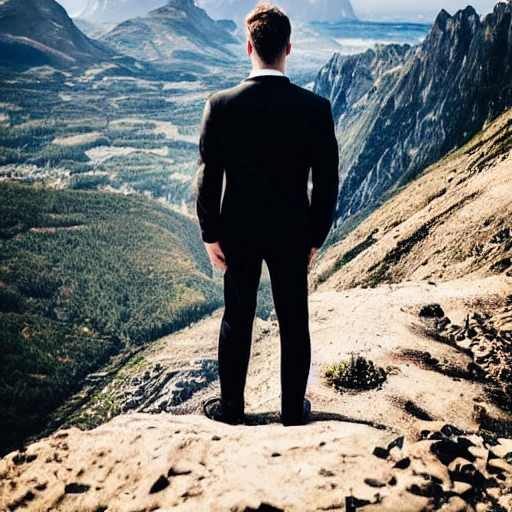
[0,182,221,456]
[312,106,512,291]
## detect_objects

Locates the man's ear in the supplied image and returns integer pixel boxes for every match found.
[286,42,292,56]
[247,39,253,56]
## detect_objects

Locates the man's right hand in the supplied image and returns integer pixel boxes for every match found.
[204,241,228,271]
[308,247,317,271]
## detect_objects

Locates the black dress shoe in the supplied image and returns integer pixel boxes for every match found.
[282,399,311,427]
[203,397,245,425]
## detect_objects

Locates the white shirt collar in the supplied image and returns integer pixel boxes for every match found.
[248,69,286,79]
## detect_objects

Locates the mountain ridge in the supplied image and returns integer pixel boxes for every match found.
[0,0,113,68]
[314,2,512,225]
[100,0,240,65]
[79,0,167,23]
[80,0,358,24]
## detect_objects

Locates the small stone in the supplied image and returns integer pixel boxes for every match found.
[428,432,446,441]
[431,440,476,466]
[485,477,500,488]
[388,476,397,486]
[407,481,444,498]
[373,447,389,459]
[420,429,431,440]
[271,452,281,458]
[452,481,472,495]
[12,453,37,465]
[65,483,91,494]
[394,457,411,470]
[457,437,476,449]
[441,425,465,438]
[149,475,169,494]
[489,439,512,459]
[388,436,404,451]
[319,468,335,477]
[487,458,512,475]
[419,304,445,318]
[364,478,386,488]
[448,460,487,489]
[442,496,471,512]
[212,436,221,441]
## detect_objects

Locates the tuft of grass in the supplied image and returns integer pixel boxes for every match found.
[325,355,387,391]
[452,246,467,262]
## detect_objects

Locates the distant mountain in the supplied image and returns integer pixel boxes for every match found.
[316,43,414,123]
[73,18,115,39]
[0,0,113,68]
[314,3,512,223]
[101,0,239,64]
[196,0,357,23]
[79,0,167,23]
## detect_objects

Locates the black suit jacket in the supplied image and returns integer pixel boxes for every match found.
[196,75,339,249]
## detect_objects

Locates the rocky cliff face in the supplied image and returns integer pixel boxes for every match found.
[197,0,356,23]
[0,0,113,68]
[79,0,167,23]
[101,0,239,64]
[315,44,413,129]
[314,2,512,223]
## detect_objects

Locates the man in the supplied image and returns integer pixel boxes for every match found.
[196,3,339,426]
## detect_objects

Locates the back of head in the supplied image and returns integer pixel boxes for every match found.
[245,3,291,66]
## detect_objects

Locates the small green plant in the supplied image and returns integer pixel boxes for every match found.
[453,246,467,262]
[325,355,387,391]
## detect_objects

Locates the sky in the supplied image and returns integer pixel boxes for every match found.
[57,0,501,21]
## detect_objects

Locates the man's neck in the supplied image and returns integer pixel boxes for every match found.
[250,55,286,75]
[252,64,285,73]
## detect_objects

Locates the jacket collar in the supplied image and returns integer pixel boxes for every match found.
[248,69,285,79]
[245,75,290,84]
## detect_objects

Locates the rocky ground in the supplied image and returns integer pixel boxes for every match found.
[1,274,512,511]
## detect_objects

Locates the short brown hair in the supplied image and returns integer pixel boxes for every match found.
[245,3,291,65]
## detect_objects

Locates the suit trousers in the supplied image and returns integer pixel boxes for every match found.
[218,237,311,424]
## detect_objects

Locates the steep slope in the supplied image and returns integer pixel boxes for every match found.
[197,0,357,22]
[314,43,413,121]
[79,0,167,23]
[314,3,512,222]
[0,0,113,68]
[313,105,512,290]
[101,0,239,65]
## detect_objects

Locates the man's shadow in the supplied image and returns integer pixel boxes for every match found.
[242,411,389,430]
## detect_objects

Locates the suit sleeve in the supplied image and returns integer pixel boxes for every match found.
[195,97,224,243]
[310,99,339,248]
